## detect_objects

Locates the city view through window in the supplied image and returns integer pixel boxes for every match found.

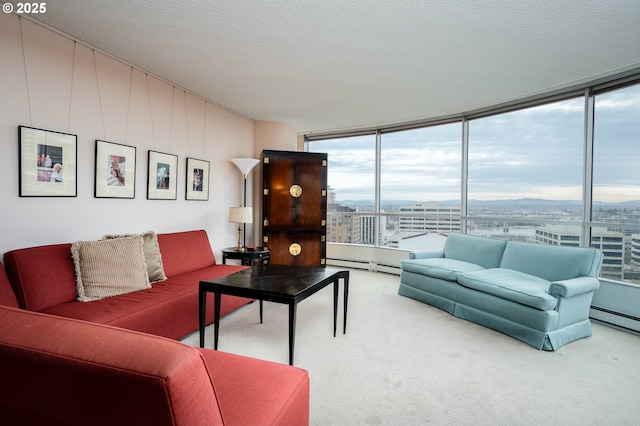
[308,82,640,285]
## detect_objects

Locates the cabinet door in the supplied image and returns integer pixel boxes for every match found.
[264,232,326,266]
[262,151,327,229]
[261,150,327,266]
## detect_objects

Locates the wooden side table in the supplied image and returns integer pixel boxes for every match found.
[221,247,270,266]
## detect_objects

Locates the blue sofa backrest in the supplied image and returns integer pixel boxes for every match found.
[500,241,603,281]
[443,233,507,269]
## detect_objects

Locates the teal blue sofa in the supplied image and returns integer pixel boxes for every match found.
[399,233,603,350]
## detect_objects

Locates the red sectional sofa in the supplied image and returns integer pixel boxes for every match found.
[4,229,249,339]
[0,230,311,425]
[0,305,310,425]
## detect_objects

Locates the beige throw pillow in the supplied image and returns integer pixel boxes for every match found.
[72,236,151,302]
[103,231,167,283]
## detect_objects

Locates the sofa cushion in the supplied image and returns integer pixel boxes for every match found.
[500,241,602,281]
[201,349,309,425]
[42,264,250,340]
[4,243,77,311]
[443,233,508,269]
[157,230,217,277]
[458,268,558,311]
[103,231,167,283]
[401,258,485,281]
[71,236,151,302]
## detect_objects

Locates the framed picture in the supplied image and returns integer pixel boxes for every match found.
[94,140,136,199]
[19,125,77,197]
[147,150,178,200]
[185,157,210,201]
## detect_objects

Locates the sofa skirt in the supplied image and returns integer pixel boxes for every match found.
[453,303,552,350]
[398,283,455,314]
[399,271,459,314]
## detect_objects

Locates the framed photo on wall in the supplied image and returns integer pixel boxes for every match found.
[19,125,77,197]
[147,150,178,200]
[185,157,210,201]
[94,140,136,199]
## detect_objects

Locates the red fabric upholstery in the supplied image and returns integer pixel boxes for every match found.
[157,229,218,277]
[4,243,76,311]
[3,230,250,340]
[42,265,251,339]
[0,306,225,426]
[0,306,310,426]
[201,349,310,426]
[0,264,19,308]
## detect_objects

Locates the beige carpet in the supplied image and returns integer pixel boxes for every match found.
[182,269,640,425]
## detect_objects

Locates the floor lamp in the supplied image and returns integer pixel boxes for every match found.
[231,158,260,248]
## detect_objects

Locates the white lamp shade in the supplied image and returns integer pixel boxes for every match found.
[231,158,260,176]
[228,206,253,224]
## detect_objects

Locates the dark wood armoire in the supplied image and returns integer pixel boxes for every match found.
[261,150,327,266]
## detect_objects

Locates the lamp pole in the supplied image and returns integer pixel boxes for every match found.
[242,173,248,247]
[231,158,260,248]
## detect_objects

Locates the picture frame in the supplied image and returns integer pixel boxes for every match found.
[94,140,136,199]
[185,157,210,201]
[19,125,77,197]
[147,150,178,200]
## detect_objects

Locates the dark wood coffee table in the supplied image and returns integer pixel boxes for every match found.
[199,264,349,365]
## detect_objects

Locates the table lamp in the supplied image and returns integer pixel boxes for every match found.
[229,206,253,252]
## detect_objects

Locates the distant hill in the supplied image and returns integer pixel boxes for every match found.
[336,198,640,209]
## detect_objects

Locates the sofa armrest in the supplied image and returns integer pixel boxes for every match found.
[549,276,600,298]
[410,251,444,260]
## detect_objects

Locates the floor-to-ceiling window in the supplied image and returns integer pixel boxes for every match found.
[305,76,640,287]
[380,124,462,250]
[592,83,640,283]
[466,97,585,246]
[308,134,376,245]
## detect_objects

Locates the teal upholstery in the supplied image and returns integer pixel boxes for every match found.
[399,232,603,350]
[443,232,507,268]
[499,240,602,281]
[458,268,557,311]
[401,258,485,282]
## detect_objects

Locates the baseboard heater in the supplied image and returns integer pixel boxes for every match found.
[325,258,402,275]
[590,305,640,335]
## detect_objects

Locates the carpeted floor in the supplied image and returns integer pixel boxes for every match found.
[182,268,640,425]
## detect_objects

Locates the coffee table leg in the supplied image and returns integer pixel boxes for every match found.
[288,302,296,365]
[199,287,206,348]
[213,292,221,350]
[333,280,338,337]
[260,300,264,324]
[343,273,349,334]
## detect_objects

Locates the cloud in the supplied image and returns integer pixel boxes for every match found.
[309,84,640,203]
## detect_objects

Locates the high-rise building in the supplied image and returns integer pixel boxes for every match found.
[535,225,624,280]
[326,203,361,244]
[398,202,461,233]
[359,215,387,246]
[632,234,640,265]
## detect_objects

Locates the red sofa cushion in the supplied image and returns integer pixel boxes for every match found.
[41,264,250,340]
[201,349,310,425]
[0,306,225,425]
[4,242,76,311]
[0,264,19,308]
[157,229,218,277]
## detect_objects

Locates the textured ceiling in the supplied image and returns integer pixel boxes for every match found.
[29,0,640,134]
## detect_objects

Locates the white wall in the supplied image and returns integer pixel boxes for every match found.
[0,14,258,259]
[252,120,298,230]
